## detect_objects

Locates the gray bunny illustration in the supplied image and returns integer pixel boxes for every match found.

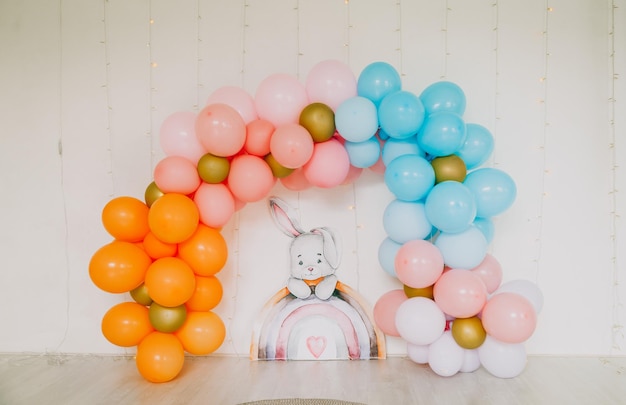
[269,197,341,300]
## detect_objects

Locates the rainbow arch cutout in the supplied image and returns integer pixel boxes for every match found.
[251,282,386,361]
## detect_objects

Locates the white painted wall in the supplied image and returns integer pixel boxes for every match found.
[0,0,624,357]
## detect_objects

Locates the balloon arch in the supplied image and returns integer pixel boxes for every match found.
[89,60,542,382]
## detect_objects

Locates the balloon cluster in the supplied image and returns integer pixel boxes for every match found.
[90,59,541,382]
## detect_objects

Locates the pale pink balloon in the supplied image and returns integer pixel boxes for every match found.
[481,292,537,344]
[153,156,201,195]
[433,269,487,318]
[270,123,314,169]
[369,155,387,174]
[159,111,207,163]
[245,119,275,156]
[280,167,312,191]
[373,289,407,337]
[470,254,503,294]
[395,240,444,289]
[305,59,357,111]
[196,103,246,157]
[255,73,309,127]
[341,165,363,185]
[207,86,258,124]
[227,155,275,202]
[194,182,235,228]
[302,139,350,188]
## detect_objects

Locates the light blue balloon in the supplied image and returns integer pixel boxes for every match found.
[424,181,476,234]
[378,237,402,277]
[417,111,467,157]
[344,137,381,168]
[473,217,494,244]
[464,168,517,218]
[384,154,435,202]
[335,96,378,142]
[378,91,426,140]
[434,226,487,269]
[357,62,402,107]
[419,81,466,116]
[381,138,425,166]
[457,123,494,169]
[383,200,433,244]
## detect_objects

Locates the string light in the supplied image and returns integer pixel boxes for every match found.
[396,0,404,76]
[343,0,351,64]
[441,0,450,79]
[148,0,156,172]
[491,0,500,167]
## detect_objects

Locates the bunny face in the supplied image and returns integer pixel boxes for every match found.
[290,233,335,281]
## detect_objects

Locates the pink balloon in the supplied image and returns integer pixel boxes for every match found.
[395,240,444,289]
[153,156,201,195]
[255,73,309,127]
[302,139,350,188]
[481,292,537,344]
[196,103,246,157]
[470,254,503,294]
[207,86,258,124]
[341,165,363,185]
[194,182,235,228]
[433,269,487,318]
[280,167,312,191]
[305,60,357,111]
[270,123,314,169]
[227,155,275,202]
[245,119,275,156]
[373,289,407,337]
[159,111,207,163]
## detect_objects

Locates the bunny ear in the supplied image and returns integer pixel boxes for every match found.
[311,227,341,269]
[269,196,306,238]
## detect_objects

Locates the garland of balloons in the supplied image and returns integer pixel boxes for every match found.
[88,59,542,382]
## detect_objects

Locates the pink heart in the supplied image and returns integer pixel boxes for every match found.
[306,336,327,358]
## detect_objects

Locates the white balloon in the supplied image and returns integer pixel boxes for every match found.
[406,342,430,364]
[428,331,464,377]
[495,279,544,314]
[460,349,481,373]
[395,297,446,346]
[478,335,527,378]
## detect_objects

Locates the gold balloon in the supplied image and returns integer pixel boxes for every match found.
[148,303,187,333]
[451,316,486,349]
[130,283,153,306]
[264,153,295,178]
[431,155,467,183]
[403,284,434,299]
[299,103,335,142]
[144,181,164,208]
[197,153,230,184]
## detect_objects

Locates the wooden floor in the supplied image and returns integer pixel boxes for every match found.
[1,354,625,405]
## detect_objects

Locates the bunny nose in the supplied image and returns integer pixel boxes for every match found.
[307,267,314,272]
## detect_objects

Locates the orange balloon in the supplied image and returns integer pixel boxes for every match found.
[144,257,196,307]
[185,275,223,311]
[89,241,152,293]
[178,224,228,276]
[175,311,225,355]
[101,302,153,347]
[101,197,150,242]
[148,193,199,244]
[135,331,185,383]
[143,231,177,259]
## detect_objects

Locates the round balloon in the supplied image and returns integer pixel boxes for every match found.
[206,85,257,124]
[394,239,444,289]
[495,279,544,314]
[135,331,185,383]
[464,168,517,218]
[428,331,464,377]
[481,292,537,343]
[159,111,207,163]
[227,154,275,202]
[344,137,380,168]
[245,119,274,156]
[384,154,435,202]
[178,224,228,276]
[433,269,487,318]
[456,123,494,169]
[299,103,336,142]
[469,254,502,294]
[373,289,407,337]
[451,316,486,349]
[175,311,226,355]
[430,154,467,183]
[395,297,446,346]
[269,123,314,168]
[194,182,235,229]
[144,257,196,307]
[357,61,402,107]
[186,275,223,312]
[302,138,350,188]
[434,226,488,269]
[378,90,425,139]
[378,237,402,277]
[148,193,199,244]
[89,241,151,294]
[101,196,150,243]
[255,73,309,127]
[195,103,246,157]
[334,96,379,142]
[148,302,187,333]
[101,302,153,347]
[419,81,466,115]
[417,111,467,157]
[424,181,476,234]
[478,336,527,378]
[381,138,425,166]
[197,153,230,184]
[153,156,201,195]
[305,60,357,111]
[383,199,432,244]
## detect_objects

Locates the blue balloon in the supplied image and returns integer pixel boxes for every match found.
[457,123,494,169]
[464,168,517,217]
[378,91,425,139]
[473,216,494,244]
[344,137,380,168]
[384,154,435,202]
[357,62,402,107]
[383,199,433,244]
[378,237,402,277]
[335,96,378,142]
[434,226,487,269]
[425,181,476,234]
[381,138,425,167]
[419,81,466,116]
[417,111,466,157]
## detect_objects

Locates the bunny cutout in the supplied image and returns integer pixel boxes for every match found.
[269,197,341,300]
